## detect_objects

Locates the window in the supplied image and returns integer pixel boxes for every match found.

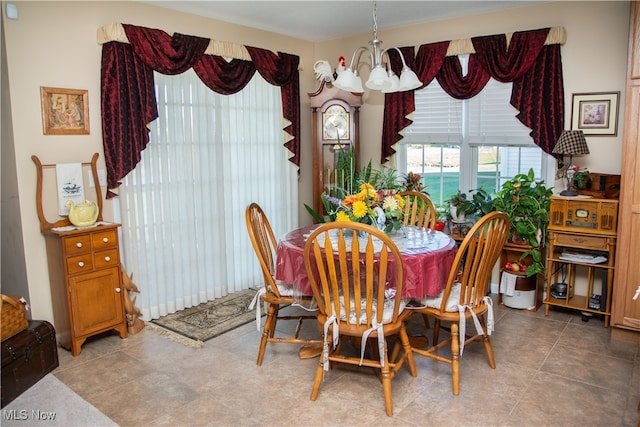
[115,69,298,320]
[397,63,555,206]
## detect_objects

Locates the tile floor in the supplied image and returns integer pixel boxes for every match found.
[53,296,640,426]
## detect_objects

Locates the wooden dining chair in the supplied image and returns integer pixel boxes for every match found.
[400,191,437,229]
[245,203,318,366]
[303,221,417,416]
[409,211,509,395]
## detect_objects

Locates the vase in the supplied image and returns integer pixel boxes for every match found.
[374,207,386,231]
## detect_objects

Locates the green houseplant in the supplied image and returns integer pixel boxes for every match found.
[491,169,553,277]
[469,187,495,217]
[445,190,477,221]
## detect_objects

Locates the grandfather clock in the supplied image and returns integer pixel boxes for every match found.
[309,81,362,216]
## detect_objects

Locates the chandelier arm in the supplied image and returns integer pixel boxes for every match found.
[383,47,409,69]
[346,46,374,74]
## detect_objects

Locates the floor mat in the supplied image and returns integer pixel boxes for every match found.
[150,289,259,342]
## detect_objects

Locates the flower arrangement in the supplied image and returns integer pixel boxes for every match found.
[322,183,406,233]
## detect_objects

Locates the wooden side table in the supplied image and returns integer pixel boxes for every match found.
[544,196,618,327]
[544,230,616,326]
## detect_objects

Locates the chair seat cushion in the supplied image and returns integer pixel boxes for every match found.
[271,280,294,297]
[423,282,461,312]
[338,296,406,324]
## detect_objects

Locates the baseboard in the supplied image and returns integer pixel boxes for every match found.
[611,327,640,344]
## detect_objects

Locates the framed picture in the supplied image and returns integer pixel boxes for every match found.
[570,92,620,136]
[40,87,90,135]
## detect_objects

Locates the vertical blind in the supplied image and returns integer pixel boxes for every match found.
[117,69,298,320]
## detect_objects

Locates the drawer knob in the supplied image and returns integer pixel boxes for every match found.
[103,237,109,243]
[78,261,85,267]
[115,287,121,293]
[76,242,83,248]
[104,256,111,262]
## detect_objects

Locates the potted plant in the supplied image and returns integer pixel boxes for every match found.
[445,190,477,222]
[401,171,428,193]
[469,187,495,217]
[491,169,553,277]
[572,167,592,190]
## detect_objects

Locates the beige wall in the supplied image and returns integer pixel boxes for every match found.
[1,0,316,321]
[316,1,630,175]
[1,1,630,321]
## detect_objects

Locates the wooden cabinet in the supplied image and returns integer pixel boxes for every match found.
[545,196,618,327]
[43,224,127,356]
[612,1,640,339]
[32,153,127,356]
[309,81,362,216]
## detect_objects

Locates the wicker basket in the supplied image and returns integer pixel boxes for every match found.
[1,294,28,341]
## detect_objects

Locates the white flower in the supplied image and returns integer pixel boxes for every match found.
[382,195,399,212]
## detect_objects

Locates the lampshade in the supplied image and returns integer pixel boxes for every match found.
[552,130,590,156]
[332,2,423,94]
[365,65,392,90]
[398,66,422,91]
[333,69,364,93]
[553,130,590,196]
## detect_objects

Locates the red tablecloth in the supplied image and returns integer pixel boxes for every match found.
[275,225,457,299]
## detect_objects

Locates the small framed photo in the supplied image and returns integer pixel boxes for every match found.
[570,92,620,136]
[40,87,90,135]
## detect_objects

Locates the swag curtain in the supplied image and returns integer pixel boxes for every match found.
[100,24,301,197]
[382,27,564,163]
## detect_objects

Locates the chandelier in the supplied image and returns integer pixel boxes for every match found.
[332,2,423,93]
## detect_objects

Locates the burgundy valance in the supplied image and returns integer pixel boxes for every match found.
[100,24,300,197]
[382,27,563,163]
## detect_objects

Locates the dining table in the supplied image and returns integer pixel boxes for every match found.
[275,224,458,302]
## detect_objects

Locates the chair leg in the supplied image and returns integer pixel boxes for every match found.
[256,302,278,366]
[398,325,417,377]
[311,329,331,401]
[269,305,279,338]
[381,350,393,416]
[432,318,441,345]
[421,313,431,330]
[310,359,324,401]
[450,321,460,396]
[483,333,496,369]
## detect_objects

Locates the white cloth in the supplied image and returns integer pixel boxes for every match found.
[500,272,518,297]
[361,319,385,368]
[457,296,494,356]
[321,297,406,371]
[56,163,85,215]
[322,314,339,372]
[408,283,492,356]
[248,281,295,330]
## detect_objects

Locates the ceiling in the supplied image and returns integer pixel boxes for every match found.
[144,1,545,42]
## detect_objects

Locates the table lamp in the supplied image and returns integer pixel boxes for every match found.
[552,130,590,196]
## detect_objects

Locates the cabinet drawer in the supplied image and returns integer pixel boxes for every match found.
[94,249,119,269]
[91,230,118,250]
[66,254,94,275]
[555,233,608,250]
[63,235,92,255]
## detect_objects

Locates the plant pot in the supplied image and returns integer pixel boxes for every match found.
[450,206,466,222]
[510,232,529,246]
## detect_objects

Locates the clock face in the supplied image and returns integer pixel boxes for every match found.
[576,209,589,218]
[322,105,350,140]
